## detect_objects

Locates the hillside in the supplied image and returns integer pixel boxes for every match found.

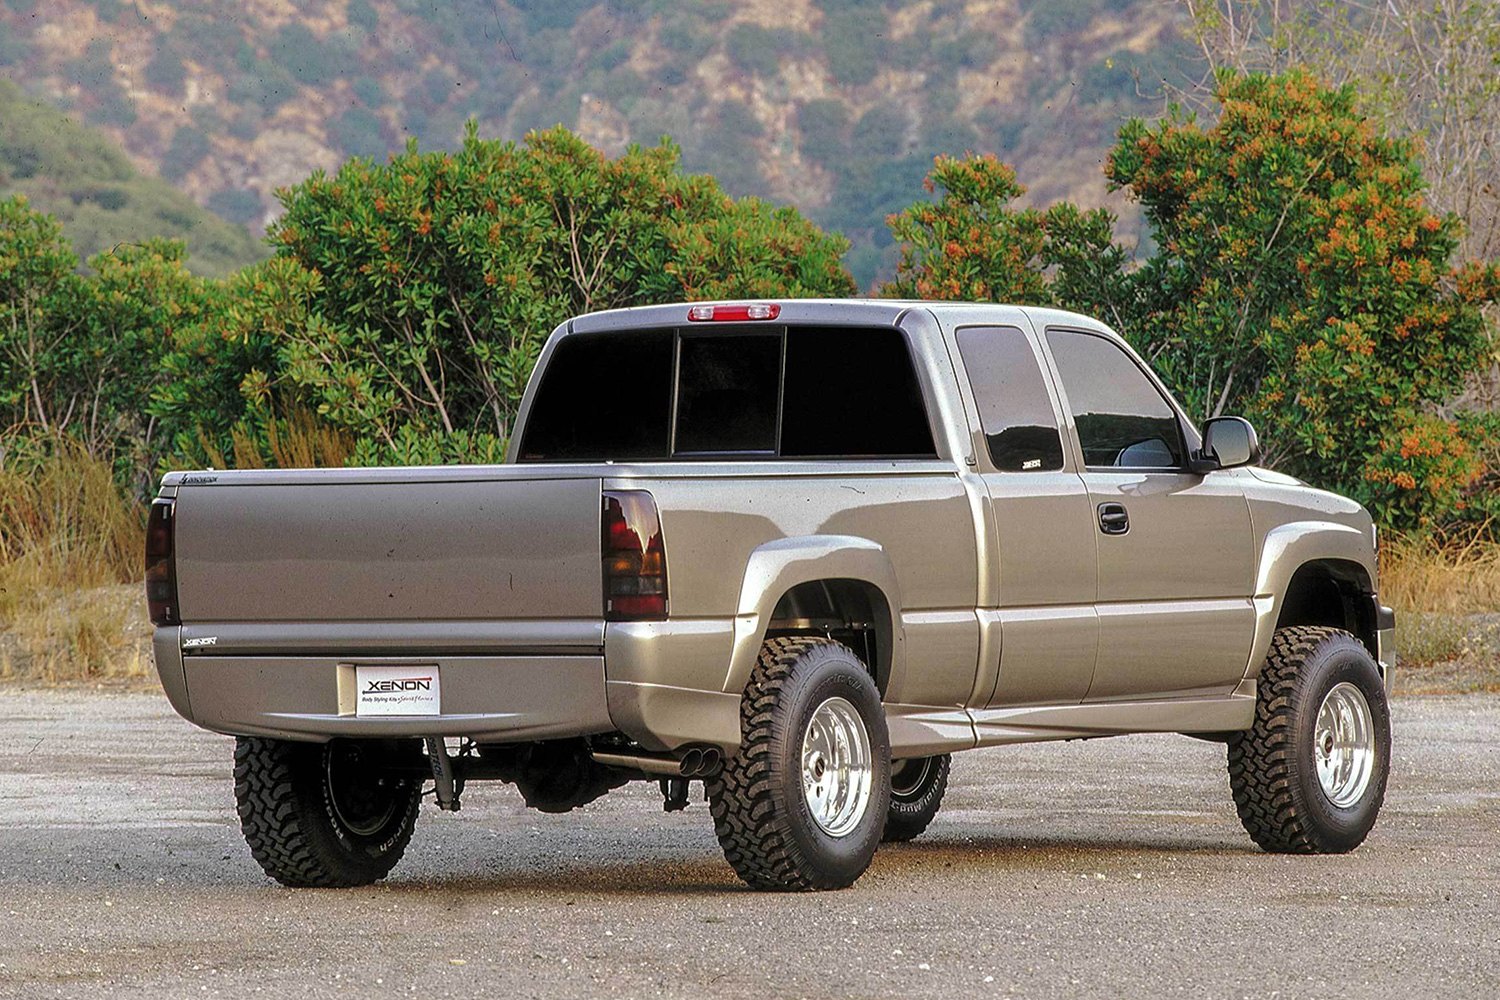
[0,0,1197,286]
[0,80,265,277]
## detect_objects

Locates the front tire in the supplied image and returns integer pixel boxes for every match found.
[233,737,422,887]
[1228,626,1390,854]
[708,637,891,891]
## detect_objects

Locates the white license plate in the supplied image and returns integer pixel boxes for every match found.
[355,665,441,716]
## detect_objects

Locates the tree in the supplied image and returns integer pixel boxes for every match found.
[160,124,856,466]
[882,71,1500,529]
[882,154,1129,322]
[1,195,217,486]
[0,196,82,450]
[1108,69,1499,526]
[1179,0,1500,263]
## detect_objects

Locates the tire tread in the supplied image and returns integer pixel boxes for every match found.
[708,636,862,891]
[1227,625,1363,854]
[233,737,416,888]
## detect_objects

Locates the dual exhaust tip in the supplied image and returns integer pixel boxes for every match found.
[589,743,722,778]
[677,745,722,778]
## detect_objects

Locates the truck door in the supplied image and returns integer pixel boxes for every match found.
[951,324,1099,707]
[1040,326,1257,701]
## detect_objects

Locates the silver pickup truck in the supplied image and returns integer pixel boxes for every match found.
[149,300,1395,891]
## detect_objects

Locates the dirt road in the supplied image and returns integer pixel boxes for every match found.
[0,689,1495,999]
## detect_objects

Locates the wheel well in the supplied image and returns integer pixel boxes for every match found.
[1276,560,1377,657]
[766,578,892,695]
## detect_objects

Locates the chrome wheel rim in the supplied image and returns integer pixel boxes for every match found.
[801,696,873,838]
[1314,682,1375,808]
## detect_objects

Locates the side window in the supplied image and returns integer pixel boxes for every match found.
[955,326,1065,472]
[1045,329,1185,469]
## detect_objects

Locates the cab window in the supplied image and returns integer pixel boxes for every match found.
[1045,329,1185,469]
[955,326,1065,472]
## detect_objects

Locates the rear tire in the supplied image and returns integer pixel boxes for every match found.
[882,754,950,842]
[1227,626,1390,854]
[233,737,422,887]
[707,637,891,891]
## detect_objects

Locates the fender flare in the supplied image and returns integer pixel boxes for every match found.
[1245,520,1377,679]
[721,535,904,697]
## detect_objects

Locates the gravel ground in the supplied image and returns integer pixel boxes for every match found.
[0,689,1496,1000]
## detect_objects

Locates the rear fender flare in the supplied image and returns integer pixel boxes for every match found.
[723,535,903,697]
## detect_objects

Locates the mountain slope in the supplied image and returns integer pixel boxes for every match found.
[0,80,265,277]
[0,0,1197,285]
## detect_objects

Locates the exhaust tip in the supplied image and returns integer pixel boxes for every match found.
[676,744,722,778]
[700,747,722,775]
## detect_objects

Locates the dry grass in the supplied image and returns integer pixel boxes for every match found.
[1381,530,1500,694]
[1380,529,1500,615]
[0,441,151,685]
[195,406,354,471]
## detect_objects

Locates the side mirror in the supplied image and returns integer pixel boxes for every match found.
[1194,416,1260,472]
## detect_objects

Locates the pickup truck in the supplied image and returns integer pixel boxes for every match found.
[148,300,1396,891]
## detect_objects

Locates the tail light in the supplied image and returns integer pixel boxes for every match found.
[145,498,179,626]
[687,303,781,322]
[602,490,668,621]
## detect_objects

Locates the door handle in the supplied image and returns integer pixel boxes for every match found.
[1098,502,1130,535]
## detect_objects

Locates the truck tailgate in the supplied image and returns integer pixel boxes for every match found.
[173,475,603,623]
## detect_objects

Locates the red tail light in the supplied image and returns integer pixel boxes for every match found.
[602,491,668,621]
[687,303,781,322]
[145,498,179,626]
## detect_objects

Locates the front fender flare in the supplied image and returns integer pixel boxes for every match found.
[1246,520,1377,680]
[722,535,903,696]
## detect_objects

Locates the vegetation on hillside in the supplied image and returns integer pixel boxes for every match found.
[0,81,265,278]
[0,0,1196,286]
[2,126,855,477]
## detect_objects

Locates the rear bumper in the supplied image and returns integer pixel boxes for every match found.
[154,630,613,743]
[152,618,746,749]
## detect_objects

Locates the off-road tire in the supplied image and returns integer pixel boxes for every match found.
[707,637,891,891]
[882,754,950,842]
[1228,626,1390,854]
[233,737,422,887]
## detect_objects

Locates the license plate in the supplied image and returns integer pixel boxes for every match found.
[354,665,441,716]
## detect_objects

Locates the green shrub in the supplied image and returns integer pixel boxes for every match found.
[346,0,379,33]
[823,10,883,85]
[328,107,388,159]
[155,125,855,466]
[206,188,263,226]
[797,98,849,166]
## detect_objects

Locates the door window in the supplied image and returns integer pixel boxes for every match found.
[1045,329,1185,469]
[955,326,1065,472]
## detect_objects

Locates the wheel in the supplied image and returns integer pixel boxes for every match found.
[882,754,950,842]
[233,737,422,887]
[707,637,891,891]
[1228,626,1391,854]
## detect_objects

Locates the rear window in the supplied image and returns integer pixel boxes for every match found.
[518,326,936,462]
